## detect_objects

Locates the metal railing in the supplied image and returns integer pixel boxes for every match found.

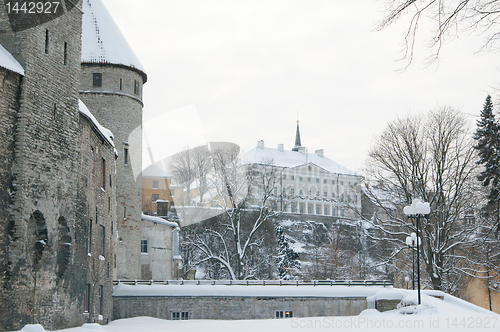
[113,279,392,287]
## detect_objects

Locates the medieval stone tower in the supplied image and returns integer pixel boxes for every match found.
[79,0,147,279]
[0,0,126,329]
[0,0,99,330]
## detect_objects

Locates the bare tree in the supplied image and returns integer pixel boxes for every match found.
[191,146,213,204]
[379,0,500,65]
[183,148,281,280]
[169,148,196,206]
[363,107,490,294]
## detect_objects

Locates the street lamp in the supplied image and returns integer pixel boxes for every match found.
[405,233,416,290]
[403,198,430,305]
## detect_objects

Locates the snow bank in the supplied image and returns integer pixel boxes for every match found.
[113,283,390,298]
[20,325,44,332]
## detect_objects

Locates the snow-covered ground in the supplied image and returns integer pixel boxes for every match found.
[18,289,500,332]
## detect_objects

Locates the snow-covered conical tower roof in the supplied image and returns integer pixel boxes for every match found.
[81,0,147,82]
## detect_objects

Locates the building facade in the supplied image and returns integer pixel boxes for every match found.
[140,214,181,280]
[142,164,173,215]
[242,124,361,219]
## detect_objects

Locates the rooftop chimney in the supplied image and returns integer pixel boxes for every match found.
[278,144,284,152]
[315,149,324,157]
[257,140,265,149]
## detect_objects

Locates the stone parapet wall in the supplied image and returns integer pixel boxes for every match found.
[113,295,367,320]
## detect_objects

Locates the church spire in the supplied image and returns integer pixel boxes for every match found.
[292,120,301,152]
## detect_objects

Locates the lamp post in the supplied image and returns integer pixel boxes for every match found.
[405,232,416,290]
[403,199,430,305]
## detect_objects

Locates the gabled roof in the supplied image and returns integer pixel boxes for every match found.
[0,44,24,75]
[142,164,172,179]
[242,145,357,176]
[81,0,147,82]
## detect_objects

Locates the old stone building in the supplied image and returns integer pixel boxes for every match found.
[0,0,144,330]
[140,214,181,280]
[77,100,117,324]
[79,0,147,280]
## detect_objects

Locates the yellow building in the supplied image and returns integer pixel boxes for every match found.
[142,164,172,215]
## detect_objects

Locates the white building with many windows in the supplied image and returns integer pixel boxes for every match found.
[242,123,361,218]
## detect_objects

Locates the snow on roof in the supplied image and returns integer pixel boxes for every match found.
[113,283,390,298]
[81,0,147,82]
[242,145,357,176]
[141,213,179,228]
[142,164,171,179]
[78,100,115,147]
[0,43,24,75]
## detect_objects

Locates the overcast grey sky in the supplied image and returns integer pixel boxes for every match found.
[102,0,499,173]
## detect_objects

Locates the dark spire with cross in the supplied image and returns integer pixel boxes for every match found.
[292,119,301,152]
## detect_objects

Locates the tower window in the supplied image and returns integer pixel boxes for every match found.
[53,103,57,120]
[124,148,128,166]
[84,284,91,313]
[45,29,49,54]
[99,225,105,256]
[134,80,139,95]
[99,285,104,315]
[93,73,102,87]
[101,158,106,189]
[119,78,123,90]
[63,42,68,65]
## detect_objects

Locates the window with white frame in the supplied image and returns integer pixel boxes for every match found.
[141,240,147,253]
[276,311,293,318]
[171,311,189,320]
[153,180,159,189]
